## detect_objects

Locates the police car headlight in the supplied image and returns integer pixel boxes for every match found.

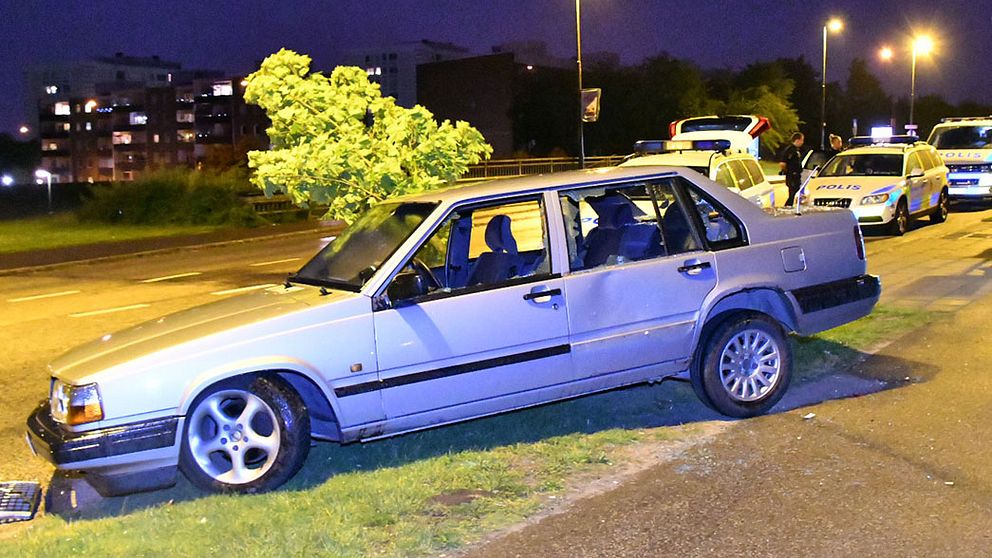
[50,379,104,425]
[861,193,890,205]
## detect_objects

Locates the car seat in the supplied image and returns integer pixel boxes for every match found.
[467,215,520,285]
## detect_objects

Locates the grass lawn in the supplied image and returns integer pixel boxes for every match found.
[1,305,932,557]
[0,214,221,254]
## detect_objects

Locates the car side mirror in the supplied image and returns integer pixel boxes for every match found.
[908,167,925,178]
[386,271,427,303]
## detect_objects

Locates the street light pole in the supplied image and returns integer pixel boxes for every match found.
[576,0,585,168]
[35,169,53,213]
[909,43,918,128]
[820,18,843,150]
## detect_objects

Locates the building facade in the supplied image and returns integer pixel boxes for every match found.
[37,75,268,183]
[344,40,471,107]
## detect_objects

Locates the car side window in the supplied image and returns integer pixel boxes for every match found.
[728,160,753,190]
[683,182,744,249]
[742,159,766,185]
[558,179,701,272]
[387,197,551,302]
[714,163,737,190]
[925,149,943,169]
[906,152,925,175]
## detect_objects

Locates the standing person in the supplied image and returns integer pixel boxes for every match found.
[825,134,843,160]
[779,132,805,206]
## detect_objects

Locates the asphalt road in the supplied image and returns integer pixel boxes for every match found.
[0,205,990,548]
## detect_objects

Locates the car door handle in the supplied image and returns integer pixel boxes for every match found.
[523,288,562,301]
[678,260,712,275]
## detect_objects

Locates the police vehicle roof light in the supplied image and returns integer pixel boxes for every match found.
[632,139,732,154]
[848,135,917,146]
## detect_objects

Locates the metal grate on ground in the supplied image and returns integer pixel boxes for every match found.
[0,481,42,524]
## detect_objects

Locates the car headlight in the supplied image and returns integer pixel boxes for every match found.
[860,193,891,205]
[50,379,104,425]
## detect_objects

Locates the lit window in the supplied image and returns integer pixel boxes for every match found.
[129,112,148,125]
[212,81,233,96]
[44,142,58,151]
[45,85,59,95]
[167,73,173,82]
[376,67,382,76]
[113,132,133,145]
[60,122,70,131]
[153,134,160,143]
[85,122,92,131]
[177,111,194,123]
[84,100,97,113]
[54,102,70,116]
[177,130,195,143]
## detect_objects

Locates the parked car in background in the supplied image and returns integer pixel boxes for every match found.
[800,135,949,235]
[927,116,992,202]
[621,133,788,209]
[27,165,880,496]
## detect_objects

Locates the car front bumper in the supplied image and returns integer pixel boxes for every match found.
[851,202,897,225]
[25,402,180,496]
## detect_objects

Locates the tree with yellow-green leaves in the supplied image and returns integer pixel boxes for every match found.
[244,49,492,221]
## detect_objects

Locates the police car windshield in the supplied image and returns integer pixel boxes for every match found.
[928,126,992,149]
[818,154,903,177]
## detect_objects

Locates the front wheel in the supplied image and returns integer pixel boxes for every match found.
[180,375,310,493]
[691,313,792,418]
[888,198,909,236]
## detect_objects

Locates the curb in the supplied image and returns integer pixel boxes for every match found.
[0,225,341,276]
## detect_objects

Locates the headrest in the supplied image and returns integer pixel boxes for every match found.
[596,202,635,230]
[484,215,517,254]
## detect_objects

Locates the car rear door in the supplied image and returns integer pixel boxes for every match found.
[370,195,572,430]
[557,176,721,389]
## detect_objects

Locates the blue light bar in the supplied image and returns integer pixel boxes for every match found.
[632,139,732,154]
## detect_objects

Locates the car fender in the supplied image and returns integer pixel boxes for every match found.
[178,355,344,425]
[694,287,800,351]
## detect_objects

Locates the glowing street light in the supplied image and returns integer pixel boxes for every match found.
[878,46,894,62]
[910,35,934,128]
[821,17,844,149]
[1,175,13,187]
[18,125,29,135]
[34,169,53,213]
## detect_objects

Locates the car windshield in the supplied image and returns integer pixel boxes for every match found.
[818,154,903,177]
[292,202,438,291]
[928,126,992,149]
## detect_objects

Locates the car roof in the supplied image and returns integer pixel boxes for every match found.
[620,150,718,169]
[840,144,929,156]
[396,166,685,204]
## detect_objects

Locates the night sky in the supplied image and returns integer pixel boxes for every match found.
[2,0,990,134]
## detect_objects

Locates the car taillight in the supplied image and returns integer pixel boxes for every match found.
[854,225,866,260]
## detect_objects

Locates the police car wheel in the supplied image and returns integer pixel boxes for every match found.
[889,199,909,236]
[691,313,792,418]
[930,189,949,224]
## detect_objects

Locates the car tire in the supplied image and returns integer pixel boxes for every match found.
[888,198,909,236]
[930,189,949,224]
[690,313,792,418]
[179,375,310,494]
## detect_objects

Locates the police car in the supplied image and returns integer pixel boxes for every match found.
[927,116,992,202]
[801,135,949,236]
[621,131,788,209]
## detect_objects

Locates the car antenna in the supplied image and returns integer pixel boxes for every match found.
[794,166,819,215]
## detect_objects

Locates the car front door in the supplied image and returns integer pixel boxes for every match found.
[557,176,721,390]
[370,195,572,433]
[905,151,930,213]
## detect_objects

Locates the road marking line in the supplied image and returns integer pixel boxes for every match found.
[7,290,81,303]
[140,272,203,283]
[69,304,151,318]
[211,283,277,296]
[249,257,301,267]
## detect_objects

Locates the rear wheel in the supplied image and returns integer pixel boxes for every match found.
[930,189,949,224]
[888,198,909,236]
[180,375,310,493]
[691,313,792,418]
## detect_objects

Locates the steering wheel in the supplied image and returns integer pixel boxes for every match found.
[409,258,442,291]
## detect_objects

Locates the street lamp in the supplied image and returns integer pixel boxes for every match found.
[820,17,844,149]
[575,0,585,168]
[34,169,52,213]
[909,35,933,129]
[1,175,13,187]
[18,125,30,135]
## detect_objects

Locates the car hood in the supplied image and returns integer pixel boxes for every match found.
[937,149,992,164]
[805,176,902,199]
[50,285,355,383]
